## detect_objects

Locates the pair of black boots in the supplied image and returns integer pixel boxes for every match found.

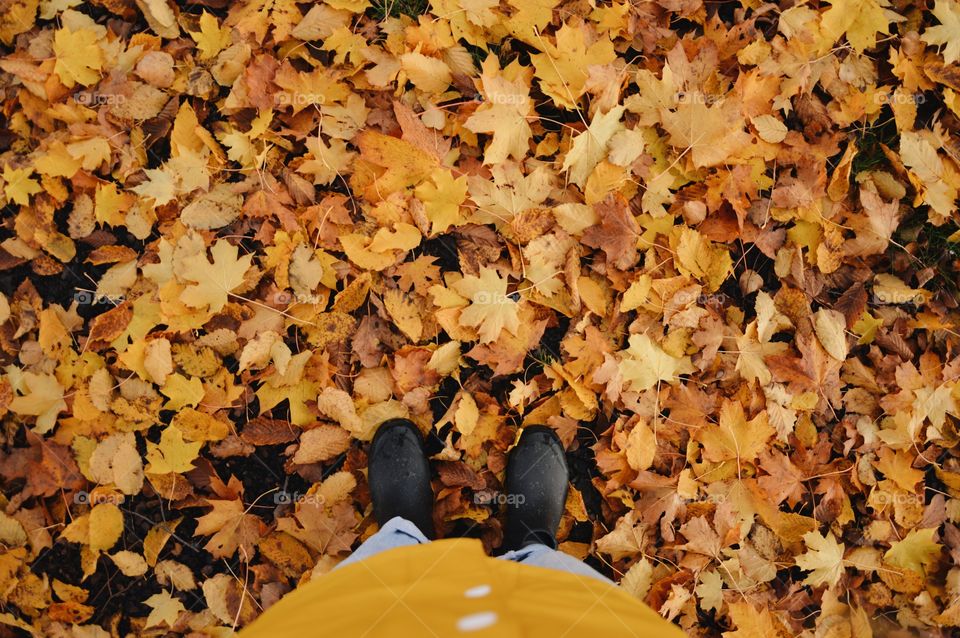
[368,419,568,551]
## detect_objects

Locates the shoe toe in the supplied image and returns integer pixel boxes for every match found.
[368,418,435,538]
[520,424,561,442]
[513,426,566,468]
[371,418,423,456]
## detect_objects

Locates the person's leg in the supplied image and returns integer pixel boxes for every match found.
[497,426,615,584]
[501,425,570,552]
[497,544,616,585]
[367,418,435,538]
[335,516,429,569]
[336,419,435,569]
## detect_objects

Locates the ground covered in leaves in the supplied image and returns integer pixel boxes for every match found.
[0,0,959,635]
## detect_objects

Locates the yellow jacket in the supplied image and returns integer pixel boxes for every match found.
[241,538,685,637]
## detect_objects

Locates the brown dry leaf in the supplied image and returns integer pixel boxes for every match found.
[194,499,264,560]
[293,425,352,464]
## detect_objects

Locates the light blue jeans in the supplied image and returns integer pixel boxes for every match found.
[336,516,614,584]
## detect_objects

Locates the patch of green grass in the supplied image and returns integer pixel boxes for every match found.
[371,0,429,20]
[533,345,557,363]
[850,116,899,175]
[894,211,960,296]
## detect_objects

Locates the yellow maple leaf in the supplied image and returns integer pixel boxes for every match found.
[178,238,253,312]
[595,511,645,560]
[188,12,231,60]
[258,381,318,427]
[795,531,846,587]
[53,26,103,87]
[735,323,787,386]
[145,425,202,474]
[274,62,352,114]
[230,0,302,44]
[723,602,780,638]
[464,57,534,165]
[921,0,960,64]
[7,369,66,434]
[33,142,82,179]
[132,167,177,206]
[899,131,958,223]
[698,399,774,464]
[324,26,368,65]
[95,182,133,227]
[562,105,625,187]
[256,351,318,426]
[160,374,205,411]
[299,136,355,185]
[414,169,468,235]
[530,23,616,109]
[661,98,752,169]
[0,0,37,45]
[884,527,942,574]
[673,226,733,292]
[506,0,559,42]
[352,130,436,198]
[617,333,694,392]
[852,311,883,344]
[144,591,185,628]
[66,137,111,171]
[452,267,521,344]
[820,0,904,53]
[468,163,553,225]
[2,165,42,206]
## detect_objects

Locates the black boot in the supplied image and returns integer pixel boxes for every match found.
[368,418,435,538]
[502,425,569,551]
